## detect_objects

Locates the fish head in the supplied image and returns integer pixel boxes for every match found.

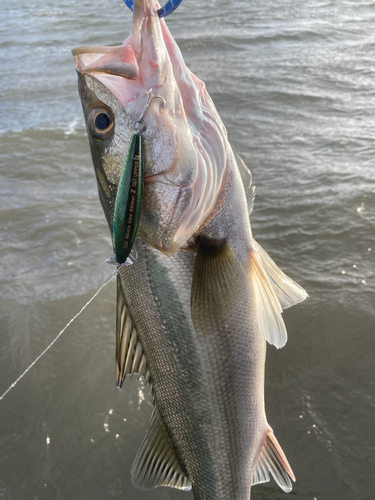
[73,0,228,255]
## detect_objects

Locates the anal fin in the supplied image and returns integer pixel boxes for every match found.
[252,425,296,493]
[116,275,151,388]
[131,406,192,491]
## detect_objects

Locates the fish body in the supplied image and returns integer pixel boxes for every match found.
[72,1,307,498]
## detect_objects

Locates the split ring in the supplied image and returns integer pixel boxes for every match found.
[123,0,183,18]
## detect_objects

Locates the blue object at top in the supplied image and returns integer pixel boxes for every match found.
[123,0,183,18]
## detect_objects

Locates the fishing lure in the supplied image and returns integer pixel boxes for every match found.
[123,0,184,18]
[109,90,165,267]
[113,133,143,265]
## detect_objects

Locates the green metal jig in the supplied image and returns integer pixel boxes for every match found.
[110,90,165,267]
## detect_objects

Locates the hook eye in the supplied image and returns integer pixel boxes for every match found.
[133,120,145,133]
[88,108,114,141]
[123,0,183,18]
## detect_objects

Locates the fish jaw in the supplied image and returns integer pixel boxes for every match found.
[73,0,230,254]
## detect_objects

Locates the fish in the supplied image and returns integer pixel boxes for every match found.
[72,1,308,498]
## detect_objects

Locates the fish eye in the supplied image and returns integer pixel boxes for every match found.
[89,108,114,140]
[95,112,110,130]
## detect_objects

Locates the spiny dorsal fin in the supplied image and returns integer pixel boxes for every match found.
[116,275,151,388]
[252,425,295,492]
[131,406,192,491]
[250,239,307,348]
[236,153,255,214]
[252,239,308,309]
[191,237,248,336]
[248,185,256,215]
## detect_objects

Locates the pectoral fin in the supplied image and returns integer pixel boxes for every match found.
[131,406,192,491]
[191,237,248,336]
[250,240,307,348]
[116,275,151,388]
[252,425,295,492]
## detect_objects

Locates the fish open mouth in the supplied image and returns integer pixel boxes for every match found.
[72,45,139,81]
[72,0,229,252]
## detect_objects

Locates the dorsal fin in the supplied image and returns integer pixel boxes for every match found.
[116,275,151,388]
[252,239,308,309]
[252,425,295,492]
[248,185,256,215]
[250,239,307,348]
[235,153,255,214]
[250,248,286,348]
[131,406,192,491]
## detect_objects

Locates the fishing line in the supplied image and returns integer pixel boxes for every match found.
[0,271,117,402]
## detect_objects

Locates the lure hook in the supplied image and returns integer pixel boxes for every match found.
[133,89,165,132]
[123,0,183,18]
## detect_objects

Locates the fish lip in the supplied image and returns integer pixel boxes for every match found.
[73,45,139,80]
[78,67,137,80]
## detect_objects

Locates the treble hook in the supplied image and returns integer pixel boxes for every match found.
[123,0,184,18]
[133,89,165,132]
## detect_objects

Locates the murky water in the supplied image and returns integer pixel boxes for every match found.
[1,0,375,499]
